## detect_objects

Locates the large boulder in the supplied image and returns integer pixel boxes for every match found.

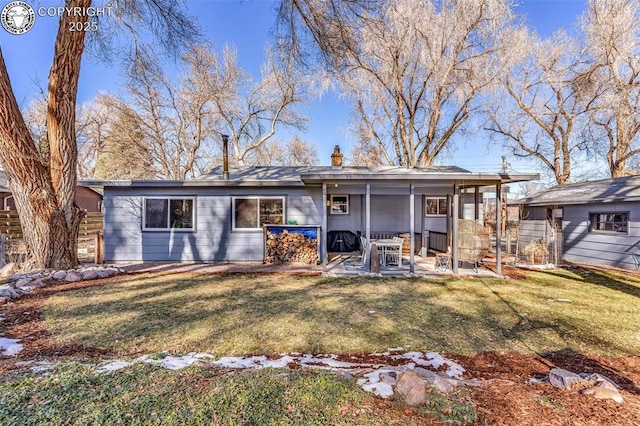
[396,371,426,406]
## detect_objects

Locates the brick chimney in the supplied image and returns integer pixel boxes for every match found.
[331,145,343,168]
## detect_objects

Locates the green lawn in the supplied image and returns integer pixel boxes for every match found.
[43,266,640,357]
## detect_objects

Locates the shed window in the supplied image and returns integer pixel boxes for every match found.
[233,197,284,229]
[144,198,194,230]
[425,197,448,216]
[589,212,628,234]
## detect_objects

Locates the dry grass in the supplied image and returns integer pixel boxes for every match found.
[42,266,640,357]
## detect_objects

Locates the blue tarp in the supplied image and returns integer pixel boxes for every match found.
[266,226,318,239]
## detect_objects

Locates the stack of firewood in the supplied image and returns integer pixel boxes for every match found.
[264,229,319,264]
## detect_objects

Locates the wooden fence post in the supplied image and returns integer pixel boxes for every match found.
[94,232,104,264]
[0,235,5,267]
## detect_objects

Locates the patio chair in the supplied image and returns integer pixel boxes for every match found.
[385,237,403,266]
[359,236,368,267]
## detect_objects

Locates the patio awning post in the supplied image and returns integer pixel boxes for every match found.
[322,182,327,273]
[452,183,459,274]
[409,182,415,273]
[496,181,502,276]
[365,182,371,272]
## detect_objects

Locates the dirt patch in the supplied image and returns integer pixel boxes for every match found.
[1,277,639,425]
[452,352,640,425]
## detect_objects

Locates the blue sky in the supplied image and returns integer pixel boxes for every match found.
[0,0,588,174]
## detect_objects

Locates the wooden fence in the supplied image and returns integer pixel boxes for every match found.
[0,211,103,239]
[0,211,104,265]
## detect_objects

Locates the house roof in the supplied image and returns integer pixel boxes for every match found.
[521,175,640,207]
[89,166,539,188]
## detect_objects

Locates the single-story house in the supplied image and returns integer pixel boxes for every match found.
[0,169,103,212]
[98,147,538,275]
[519,175,640,270]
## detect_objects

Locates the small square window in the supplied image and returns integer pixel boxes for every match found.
[425,197,447,216]
[330,195,349,215]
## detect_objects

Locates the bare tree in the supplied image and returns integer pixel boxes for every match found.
[94,103,155,180]
[206,45,307,166]
[0,0,197,269]
[252,134,318,166]
[279,0,517,166]
[120,48,219,180]
[487,31,596,185]
[349,122,388,166]
[581,0,640,177]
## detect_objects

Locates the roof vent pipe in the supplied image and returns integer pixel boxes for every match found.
[222,134,229,180]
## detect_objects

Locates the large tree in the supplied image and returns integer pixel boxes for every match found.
[581,0,640,177]
[0,0,196,269]
[278,0,517,166]
[487,31,596,184]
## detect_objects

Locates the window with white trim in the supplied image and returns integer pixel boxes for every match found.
[233,197,284,229]
[589,212,628,234]
[330,195,349,215]
[144,198,194,230]
[425,197,448,216]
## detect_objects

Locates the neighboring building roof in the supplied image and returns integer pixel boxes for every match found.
[0,169,103,196]
[522,175,640,207]
[88,166,538,187]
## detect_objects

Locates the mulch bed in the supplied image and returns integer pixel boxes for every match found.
[1,275,639,425]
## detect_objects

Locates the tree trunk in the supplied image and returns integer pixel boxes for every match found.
[0,0,89,269]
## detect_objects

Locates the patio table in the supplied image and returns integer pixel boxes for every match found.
[373,239,402,267]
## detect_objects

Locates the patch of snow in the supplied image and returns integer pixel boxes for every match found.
[0,315,4,321]
[98,360,134,373]
[361,381,394,398]
[92,350,467,397]
[392,351,465,378]
[0,337,23,356]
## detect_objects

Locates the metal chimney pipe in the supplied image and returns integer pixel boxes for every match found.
[222,134,229,180]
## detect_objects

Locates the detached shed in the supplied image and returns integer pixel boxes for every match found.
[520,176,640,270]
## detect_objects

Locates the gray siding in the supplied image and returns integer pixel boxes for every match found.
[105,184,486,262]
[104,186,322,262]
[562,202,640,270]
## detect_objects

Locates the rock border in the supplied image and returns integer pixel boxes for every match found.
[0,262,125,303]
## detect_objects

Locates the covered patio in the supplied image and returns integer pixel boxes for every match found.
[299,166,538,276]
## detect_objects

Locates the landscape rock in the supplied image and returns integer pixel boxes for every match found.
[549,368,585,390]
[428,374,459,394]
[82,270,98,280]
[30,279,47,288]
[97,270,112,278]
[581,373,619,389]
[52,271,67,280]
[15,278,31,287]
[379,372,397,386]
[414,367,438,380]
[582,384,624,403]
[0,262,16,277]
[396,371,426,406]
[65,272,82,282]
